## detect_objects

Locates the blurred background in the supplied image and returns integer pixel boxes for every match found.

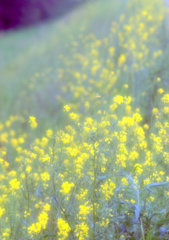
[0,0,87,30]
[0,0,167,130]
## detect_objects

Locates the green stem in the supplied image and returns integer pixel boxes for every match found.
[92,142,97,240]
[140,218,145,240]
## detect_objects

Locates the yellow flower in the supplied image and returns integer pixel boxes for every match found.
[26,165,32,173]
[158,88,164,94]
[43,203,50,212]
[163,106,169,114]
[121,177,128,186]
[28,205,50,237]
[162,94,169,104]
[118,54,126,66]
[152,108,159,115]
[2,228,10,238]
[130,199,136,204]
[60,181,74,195]
[144,178,150,185]
[57,218,71,240]
[41,172,50,182]
[100,179,116,200]
[29,116,37,129]
[149,196,155,202]
[113,95,123,105]
[28,222,42,236]
[46,129,53,138]
[75,222,89,240]
[124,84,128,89]
[0,207,5,217]
[69,112,79,121]
[9,178,20,190]
[64,105,71,112]
[134,164,143,175]
[38,211,48,229]
[78,202,91,220]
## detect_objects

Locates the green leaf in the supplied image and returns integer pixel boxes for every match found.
[156,218,169,227]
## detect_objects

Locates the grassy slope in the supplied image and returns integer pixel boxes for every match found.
[0,0,126,123]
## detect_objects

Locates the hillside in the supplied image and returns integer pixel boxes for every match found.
[1,0,169,239]
[0,0,126,126]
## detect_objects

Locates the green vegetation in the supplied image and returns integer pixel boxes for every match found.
[0,0,126,123]
[1,0,169,239]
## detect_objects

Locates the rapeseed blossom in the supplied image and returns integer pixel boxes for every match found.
[9,178,20,191]
[57,218,71,240]
[60,181,75,194]
[0,0,168,239]
[29,116,37,128]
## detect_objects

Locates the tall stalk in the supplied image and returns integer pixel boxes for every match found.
[91,138,97,240]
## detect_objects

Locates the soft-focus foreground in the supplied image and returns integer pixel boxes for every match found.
[1,0,169,239]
